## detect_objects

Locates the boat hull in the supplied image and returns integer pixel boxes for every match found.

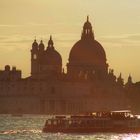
[43,127,140,133]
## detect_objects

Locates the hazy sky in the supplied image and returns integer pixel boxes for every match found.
[0,0,140,82]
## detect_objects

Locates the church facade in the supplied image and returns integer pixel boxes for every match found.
[0,17,135,114]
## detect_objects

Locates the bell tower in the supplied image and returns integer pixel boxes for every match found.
[31,39,39,78]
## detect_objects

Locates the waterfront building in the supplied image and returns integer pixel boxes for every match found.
[0,17,136,114]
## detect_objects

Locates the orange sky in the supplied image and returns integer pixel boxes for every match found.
[0,0,140,82]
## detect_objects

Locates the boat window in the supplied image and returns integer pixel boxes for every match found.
[48,120,51,125]
[69,120,72,124]
[78,120,81,124]
[53,120,57,125]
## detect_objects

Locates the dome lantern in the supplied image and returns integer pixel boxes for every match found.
[47,35,54,49]
[81,16,94,40]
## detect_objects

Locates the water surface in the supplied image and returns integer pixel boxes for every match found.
[0,115,140,140]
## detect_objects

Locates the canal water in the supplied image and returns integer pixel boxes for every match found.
[0,115,140,140]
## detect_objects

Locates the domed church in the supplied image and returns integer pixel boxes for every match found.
[0,16,132,115]
[67,16,108,79]
[31,16,109,81]
[31,36,62,79]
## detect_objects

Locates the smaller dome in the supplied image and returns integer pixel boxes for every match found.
[45,49,62,65]
[40,36,62,66]
[5,65,10,71]
[12,66,16,71]
[39,40,45,51]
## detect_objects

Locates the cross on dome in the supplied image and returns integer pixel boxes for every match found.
[48,35,54,48]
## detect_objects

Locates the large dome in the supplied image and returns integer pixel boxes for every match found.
[69,39,106,66]
[67,16,108,76]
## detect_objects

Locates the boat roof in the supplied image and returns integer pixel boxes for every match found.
[111,110,131,113]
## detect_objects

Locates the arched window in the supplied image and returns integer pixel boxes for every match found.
[33,54,37,60]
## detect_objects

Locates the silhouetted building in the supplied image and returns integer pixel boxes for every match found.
[0,65,21,81]
[31,36,62,79]
[125,76,140,114]
[67,16,108,79]
[0,17,139,114]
